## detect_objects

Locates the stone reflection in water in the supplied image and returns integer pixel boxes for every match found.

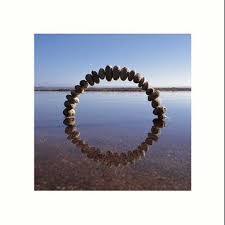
[64,117,166,167]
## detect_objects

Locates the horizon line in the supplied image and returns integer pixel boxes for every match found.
[34,86,191,92]
[35,85,191,88]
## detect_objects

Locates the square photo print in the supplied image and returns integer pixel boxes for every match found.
[34,34,191,190]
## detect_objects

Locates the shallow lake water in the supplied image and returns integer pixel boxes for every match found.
[35,91,191,190]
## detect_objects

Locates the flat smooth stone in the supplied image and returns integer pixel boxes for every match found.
[64,100,75,109]
[133,73,141,83]
[63,108,75,117]
[98,68,105,79]
[70,90,80,98]
[148,90,160,101]
[120,67,128,81]
[112,65,120,80]
[138,77,145,87]
[153,108,159,115]
[157,106,166,114]
[128,70,135,81]
[66,95,77,103]
[85,74,95,86]
[105,65,112,72]
[105,65,113,81]
[92,74,100,83]
[153,106,165,115]
[80,80,89,88]
[151,99,160,108]
[146,87,154,95]
[91,71,100,83]
[91,70,98,76]
[75,85,84,93]
[153,118,165,127]
[142,81,149,90]
[63,117,76,126]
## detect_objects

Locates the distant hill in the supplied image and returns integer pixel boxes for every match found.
[35,86,191,92]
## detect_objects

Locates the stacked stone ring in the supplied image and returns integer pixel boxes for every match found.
[63,65,167,122]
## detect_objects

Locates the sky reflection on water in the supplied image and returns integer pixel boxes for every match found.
[35,91,191,190]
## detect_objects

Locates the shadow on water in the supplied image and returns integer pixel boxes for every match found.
[64,117,166,167]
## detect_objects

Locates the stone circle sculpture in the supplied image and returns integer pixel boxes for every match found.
[63,65,167,124]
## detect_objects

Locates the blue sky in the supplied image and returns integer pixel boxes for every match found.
[35,34,191,87]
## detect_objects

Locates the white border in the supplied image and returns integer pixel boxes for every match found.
[0,0,224,225]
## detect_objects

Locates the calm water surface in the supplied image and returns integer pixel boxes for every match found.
[35,91,191,190]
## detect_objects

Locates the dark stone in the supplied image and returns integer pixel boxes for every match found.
[153,118,165,127]
[133,73,141,83]
[75,85,84,94]
[148,90,160,101]
[159,106,167,114]
[92,71,100,83]
[128,70,135,81]
[142,81,149,90]
[85,74,95,86]
[64,100,75,109]
[66,98,78,106]
[153,108,159,115]
[151,99,160,108]
[112,65,120,80]
[63,108,75,117]
[93,75,100,84]
[70,90,80,98]
[146,87,154,95]
[105,65,113,81]
[66,95,77,103]
[147,95,152,102]
[80,80,89,88]
[63,118,76,126]
[120,67,128,81]
[91,70,98,76]
[138,76,145,87]
[98,68,105,79]
[153,106,166,116]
